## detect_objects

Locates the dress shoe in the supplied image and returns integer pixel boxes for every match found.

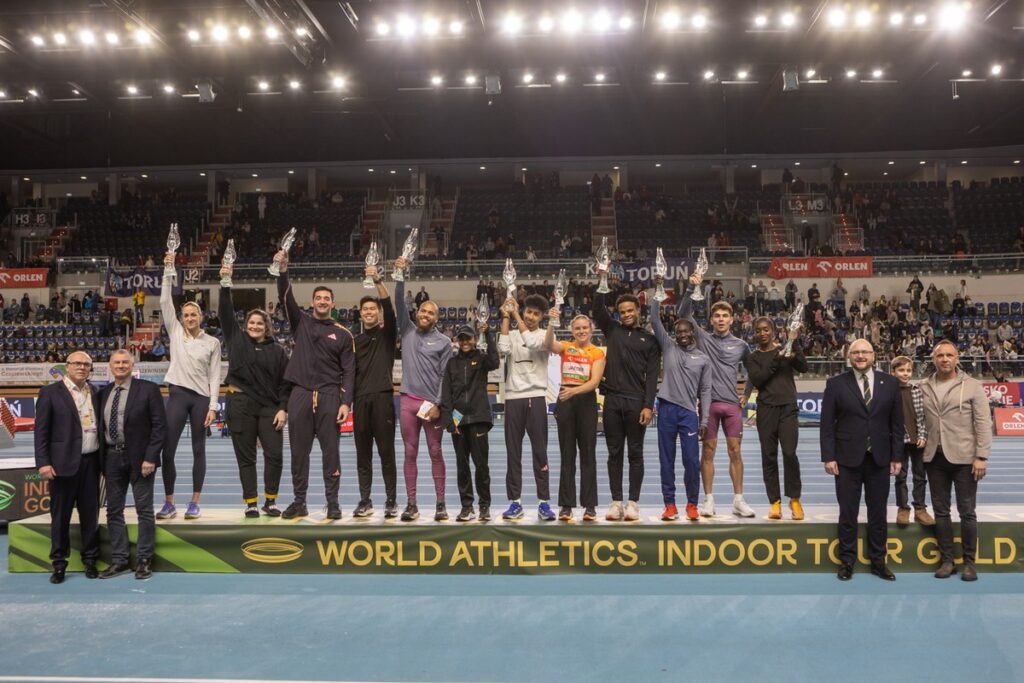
[789,498,804,521]
[934,561,956,579]
[49,567,66,584]
[870,564,896,581]
[914,507,935,526]
[768,500,782,520]
[960,563,978,582]
[837,563,854,581]
[896,507,911,526]
[99,562,132,579]
[84,563,99,579]
[135,560,153,581]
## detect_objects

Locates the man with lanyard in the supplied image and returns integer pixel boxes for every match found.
[274,250,355,520]
[679,271,756,518]
[352,263,399,519]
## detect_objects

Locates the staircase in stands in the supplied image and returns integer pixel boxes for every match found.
[190,203,233,266]
[33,224,77,261]
[423,197,456,256]
[591,196,617,252]
[832,214,864,252]
[760,213,793,252]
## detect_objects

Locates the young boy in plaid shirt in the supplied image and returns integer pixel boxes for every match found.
[891,356,935,526]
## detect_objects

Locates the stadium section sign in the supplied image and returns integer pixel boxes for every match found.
[767,257,873,279]
[0,268,49,288]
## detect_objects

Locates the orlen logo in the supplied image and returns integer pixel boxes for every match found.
[0,479,15,512]
[0,271,46,286]
[1000,412,1024,432]
[781,261,810,274]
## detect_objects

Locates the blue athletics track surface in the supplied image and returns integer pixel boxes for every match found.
[2,425,1024,683]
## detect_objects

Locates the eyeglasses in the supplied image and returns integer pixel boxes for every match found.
[67,361,93,368]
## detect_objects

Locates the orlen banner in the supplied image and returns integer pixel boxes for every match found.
[994,407,1024,436]
[0,268,49,288]
[984,382,1022,407]
[767,257,873,280]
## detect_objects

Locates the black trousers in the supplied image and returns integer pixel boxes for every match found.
[452,422,491,506]
[895,443,928,509]
[49,451,100,569]
[926,449,978,564]
[353,392,398,505]
[163,384,210,496]
[756,402,802,502]
[835,454,890,566]
[603,393,646,502]
[555,391,599,508]
[225,392,284,503]
[503,396,550,501]
[105,448,155,564]
[286,387,342,503]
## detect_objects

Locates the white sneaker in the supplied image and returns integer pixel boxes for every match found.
[605,500,624,521]
[700,494,715,517]
[733,495,756,518]
[624,500,640,521]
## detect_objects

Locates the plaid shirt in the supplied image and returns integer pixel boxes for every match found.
[904,383,928,443]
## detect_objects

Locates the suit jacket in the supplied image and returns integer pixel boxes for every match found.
[820,369,904,467]
[98,379,167,475]
[34,380,104,476]
[920,371,992,465]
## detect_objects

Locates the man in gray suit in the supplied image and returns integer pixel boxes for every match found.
[920,340,992,582]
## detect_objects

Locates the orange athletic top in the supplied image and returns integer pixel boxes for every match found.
[559,344,605,387]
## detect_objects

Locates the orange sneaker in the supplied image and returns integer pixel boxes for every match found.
[685,503,699,521]
[661,504,679,521]
[768,500,782,520]
[789,498,805,521]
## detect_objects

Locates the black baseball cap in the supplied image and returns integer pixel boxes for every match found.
[456,325,476,339]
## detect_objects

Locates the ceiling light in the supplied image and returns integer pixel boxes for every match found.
[72,89,80,95]
[692,14,708,29]
[888,160,895,165]
[295,27,310,38]
[27,88,38,97]
[618,16,634,30]
[594,72,606,82]
[163,84,175,93]
[660,10,682,30]
[126,85,138,95]
[522,73,534,84]
[105,31,119,45]
[1014,160,1021,165]
[422,17,441,36]
[332,76,346,88]
[479,166,486,170]
[465,74,478,85]
[592,10,612,33]
[562,9,584,34]
[913,13,927,25]
[794,162,801,166]
[53,32,67,45]
[141,174,148,178]
[252,173,258,178]
[703,70,715,81]
[655,71,667,81]
[883,172,888,176]
[22,177,29,181]
[737,70,749,80]
[846,69,857,79]
[889,12,904,26]
[613,165,620,170]
[390,170,397,175]
[938,4,966,30]
[79,30,95,45]
[805,68,817,78]
[289,80,300,90]
[375,23,390,36]
[754,15,767,27]
[827,9,847,27]
[655,163,662,167]
[539,16,555,32]
[844,172,849,176]
[449,21,464,35]
[186,29,200,42]
[265,26,280,40]
[555,72,567,83]
[238,26,252,40]
[501,13,523,35]
[919,160,927,165]
[212,25,229,42]
[200,172,206,177]
[855,9,873,27]
[30,35,44,46]
[368,168,374,172]
[134,29,151,45]
[990,63,1003,76]
[0,91,6,98]
[258,81,269,91]
[873,69,884,79]
[79,175,87,180]
[780,12,796,27]
[288,170,295,174]
[430,75,443,86]
[962,69,973,77]
[960,160,968,165]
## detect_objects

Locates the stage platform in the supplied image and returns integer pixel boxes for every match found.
[8,506,1024,575]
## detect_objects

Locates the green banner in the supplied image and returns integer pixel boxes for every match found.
[9,519,1024,574]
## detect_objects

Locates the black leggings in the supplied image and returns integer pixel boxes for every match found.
[162,384,210,497]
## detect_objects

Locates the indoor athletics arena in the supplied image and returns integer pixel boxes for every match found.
[1,0,1024,681]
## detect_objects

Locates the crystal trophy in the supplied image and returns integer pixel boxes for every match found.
[653,247,669,302]
[781,302,805,357]
[267,227,297,276]
[595,236,611,294]
[219,239,237,287]
[476,294,490,351]
[165,223,181,280]
[502,258,517,313]
[363,241,380,289]
[690,247,709,301]
[393,228,418,282]
[552,268,568,328]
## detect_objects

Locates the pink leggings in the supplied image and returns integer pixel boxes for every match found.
[399,394,446,502]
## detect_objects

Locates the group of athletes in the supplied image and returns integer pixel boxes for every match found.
[155,250,814,525]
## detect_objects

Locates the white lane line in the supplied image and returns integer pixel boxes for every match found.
[0,677,407,683]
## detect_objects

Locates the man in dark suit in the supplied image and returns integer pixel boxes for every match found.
[820,339,904,581]
[35,351,102,584]
[98,349,166,580]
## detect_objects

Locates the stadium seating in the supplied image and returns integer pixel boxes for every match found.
[60,198,208,262]
[953,180,1024,253]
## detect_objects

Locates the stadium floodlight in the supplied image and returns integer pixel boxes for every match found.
[845,69,857,79]
[422,17,440,36]
[79,30,95,46]
[522,73,534,84]
[105,31,119,44]
[187,29,201,41]
[332,75,346,88]
[754,15,767,27]
[53,32,67,45]
[501,13,523,35]
[555,72,567,83]
[430,74,443,86]
[737,70,749,80]
[258,80,269,91]
[592,10,612,33]
[212,25,229,42]
[238,26,252,40]
[855,9,873,27]
[289,80,301,90]
[938,4,966,30]
[27,88,39,97]
[265,26,280,40]
[655,71,667,81]
[805,68,817,78]
[961,69,972,77]
[660,10,682,30]
[562,9,583,34]
[990,63,1003,76]
[873,69,884,79]
[449,21,464,35]
[594,72,606,82]
[827,9,847,28]
[692,14,708,29]
[126,85,138,95]
[134,29,152,45]
[913,13,927,25]
[703,70,715,81]
[619,16,633,30]
[30,35,44,46]
[889,12,904,26]
[375,23,390,36]
[163,84,175,93]
[539,16,555,32]
[781,12,796,27]
[465,74,478,85]
[295,27,310,38]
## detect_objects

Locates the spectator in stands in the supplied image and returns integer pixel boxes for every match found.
[431,195,443,219]
[20,292,30,319]
[525,246,537,262]
[307,226,319,256]
[602,174,613,198]
[858,285,871,305]
[958,279,969,301]
[755,280,768,315]
[707,233,718,262]
[830,279,848,318]
[744,278,756,313]
[807,282,820,304]
[782,167,794,193]
[257,194,267,221]
[414,286,430,309]
[801,224,813,255]
[768,281,782,314]
[996,320,1014,345]
[217,179,230,205]
[907,276,924,310]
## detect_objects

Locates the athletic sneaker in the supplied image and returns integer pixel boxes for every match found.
[685,503,700,521]
[502,501,524,520]
[624,500,640,521]
[353,501,373,518]
[400,503,419,522]
[582,507,598,522]
[325,502,342,520]
[434,502,448,522]
[184,502,201,520]
[384,500,399,519]
[281,501,308,519]
[478,505,491,522]
[661,504,679,521]
[155,502,176,520]
[537,502,556,521]
[699,494,716,517]
[732,495,756,518]
[261,500,281,517]
[456,506,476,522]
[558,506,574,521]
[244,504,260,519]
[606,501,624,521]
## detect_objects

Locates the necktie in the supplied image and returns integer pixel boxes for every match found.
[109,386,123,446]
[861,373,872,453]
